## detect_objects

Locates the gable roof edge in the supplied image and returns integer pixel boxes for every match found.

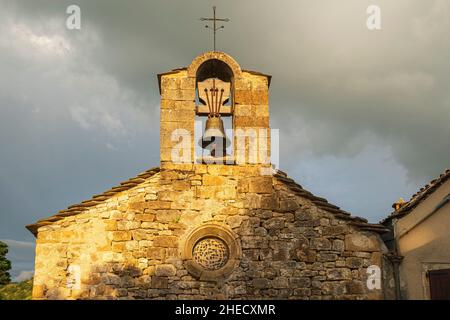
[381,168,450,224]
[26,167,161,237]
[274,170,389,234]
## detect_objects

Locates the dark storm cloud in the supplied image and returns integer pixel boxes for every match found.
[6,0,448,178]
[0,0,448,276]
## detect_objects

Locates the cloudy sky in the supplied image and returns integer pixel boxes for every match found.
[0,0,449,280]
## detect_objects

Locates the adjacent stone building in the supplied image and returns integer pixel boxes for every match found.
[27,51,391,300]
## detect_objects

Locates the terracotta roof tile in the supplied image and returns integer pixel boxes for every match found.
[382,168,450,224]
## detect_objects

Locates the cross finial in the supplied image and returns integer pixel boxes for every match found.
[200,6,230,51]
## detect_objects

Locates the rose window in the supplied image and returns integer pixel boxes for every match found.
[192,237,230,271]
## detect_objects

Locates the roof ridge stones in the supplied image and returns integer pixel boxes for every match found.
[273,171,389,234]
[26,166,388,236]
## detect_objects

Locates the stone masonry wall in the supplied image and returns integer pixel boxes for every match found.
[32,165,387,300]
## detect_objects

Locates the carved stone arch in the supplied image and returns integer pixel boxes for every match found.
[187,51,242,79]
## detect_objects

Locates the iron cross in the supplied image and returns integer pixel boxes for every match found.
[200,6,230,51]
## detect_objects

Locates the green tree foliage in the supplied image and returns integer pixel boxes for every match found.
[0,241,12,285]
[0,278,33,300]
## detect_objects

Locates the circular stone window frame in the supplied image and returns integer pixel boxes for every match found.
[183,224,241,281]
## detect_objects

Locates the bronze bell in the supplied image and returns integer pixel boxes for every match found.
[199,116,231,157]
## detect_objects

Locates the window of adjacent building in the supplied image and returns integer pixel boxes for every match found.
[429,269,450,300]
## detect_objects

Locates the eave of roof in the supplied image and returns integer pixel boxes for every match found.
[381,168,450,224]
[26,167,161,237]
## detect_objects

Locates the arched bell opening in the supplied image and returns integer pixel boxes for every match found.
[196,59,234,83]
[195,59,235,164]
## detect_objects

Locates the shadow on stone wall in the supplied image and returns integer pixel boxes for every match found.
[73,263,234,300]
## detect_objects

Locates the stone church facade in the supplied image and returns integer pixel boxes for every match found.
[27,52,391,300]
